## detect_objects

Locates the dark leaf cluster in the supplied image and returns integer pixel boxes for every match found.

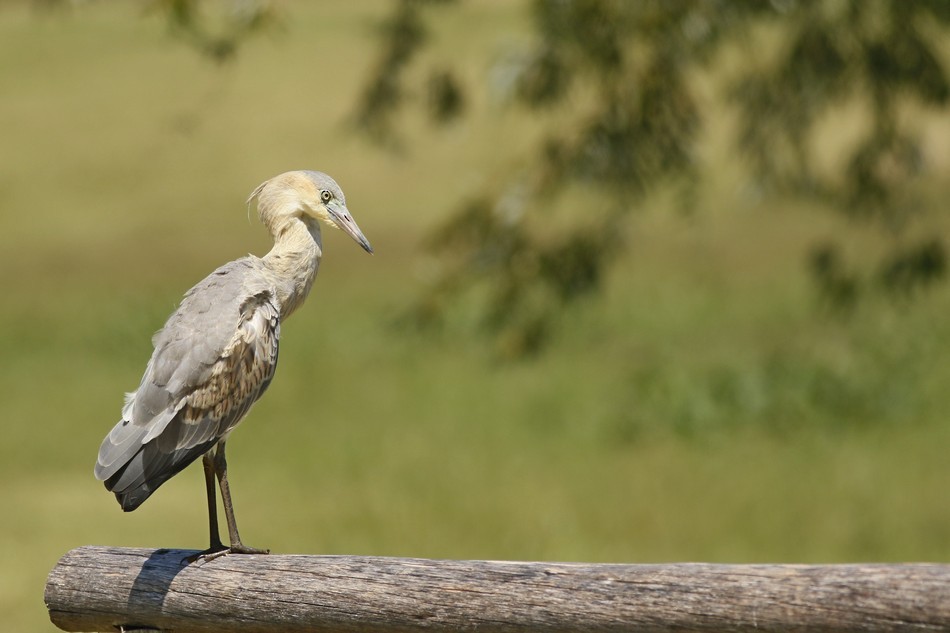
[733,0,949,307]
[354,0,950,354]
[354,0,463,145]
[146,0,280,63]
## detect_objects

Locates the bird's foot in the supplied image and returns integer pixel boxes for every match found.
[187,542,270,564]
[184,542,229,564]
[228,542,270,556]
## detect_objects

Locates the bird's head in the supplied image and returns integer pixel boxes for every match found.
[248,170,373,254]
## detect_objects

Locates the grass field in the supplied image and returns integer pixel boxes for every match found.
[1,2,949,631]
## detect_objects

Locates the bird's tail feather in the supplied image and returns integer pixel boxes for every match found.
[104,440,217,512]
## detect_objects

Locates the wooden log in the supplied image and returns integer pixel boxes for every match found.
[46,546,950,633]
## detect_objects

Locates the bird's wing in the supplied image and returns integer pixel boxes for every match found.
[95,259,280,485]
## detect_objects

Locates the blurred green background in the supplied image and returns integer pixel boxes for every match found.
[2,2,949,631]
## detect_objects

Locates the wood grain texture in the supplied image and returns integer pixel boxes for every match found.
[46,546,950,633]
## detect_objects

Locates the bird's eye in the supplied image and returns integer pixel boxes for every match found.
[320,190,332,203]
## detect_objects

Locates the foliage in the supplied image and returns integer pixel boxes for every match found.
[354,0,462,142]
[732,1,950,309]
[39,0,280,62]
[32,0,280,62]
[355,0,950,356]
[151,0,282,61]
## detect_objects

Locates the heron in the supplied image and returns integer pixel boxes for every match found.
[94,170,373,559]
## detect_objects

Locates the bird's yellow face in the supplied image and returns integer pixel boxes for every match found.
[252,170,374,254]
[305,184,374,255]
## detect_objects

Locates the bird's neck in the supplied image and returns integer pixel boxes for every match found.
[262,216,323,320]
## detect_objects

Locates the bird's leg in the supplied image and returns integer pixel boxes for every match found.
[185,451,228,563]
[203,451,226,551]
[213,440,269,556]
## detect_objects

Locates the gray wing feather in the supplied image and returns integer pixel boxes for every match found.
[94,258,280,508]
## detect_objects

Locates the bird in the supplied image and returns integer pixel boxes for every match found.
[94,170,373,559]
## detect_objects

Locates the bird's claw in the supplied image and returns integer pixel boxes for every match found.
[228,543,270,556]
[185,543,270,564]
[183,544,227,564]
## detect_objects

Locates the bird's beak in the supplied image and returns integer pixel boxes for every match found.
[327,201,374,254]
